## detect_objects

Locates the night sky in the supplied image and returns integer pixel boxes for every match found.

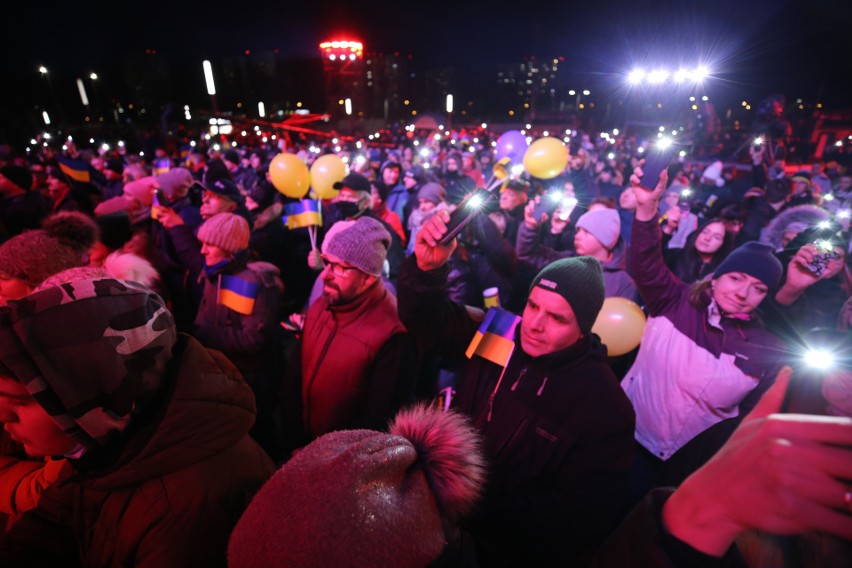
[3,0,851,125]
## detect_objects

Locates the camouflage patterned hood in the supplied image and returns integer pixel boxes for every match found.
[0,278,177,451]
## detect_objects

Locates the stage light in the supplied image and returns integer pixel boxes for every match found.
[648,70,669,84]
[628,69,645,84]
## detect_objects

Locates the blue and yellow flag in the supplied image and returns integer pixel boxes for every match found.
[465,307,521,367]
[56,156,91,183]
[154,158,171,175]
[218,274,258,315]
[283,199,322,229]
[179,144,192,162]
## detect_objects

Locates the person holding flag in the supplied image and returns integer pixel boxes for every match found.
[188,212,284,458]
[397,211,635,567]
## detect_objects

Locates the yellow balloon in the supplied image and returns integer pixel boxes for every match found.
[270,153,311,198]
[310,154,348,200]
[591,297,647,356]
[522,137,569,179]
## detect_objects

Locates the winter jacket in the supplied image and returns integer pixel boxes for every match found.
[398,255,635,567]
[624,216,785,461]
[0,333,275,567]
[194,257,283,357]
[280,280,418,451]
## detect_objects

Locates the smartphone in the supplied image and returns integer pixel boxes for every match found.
[153,188,166,206]
[640,143,679,190]
[803,239,840,277]
[439,188,497,246]
[782,330,852,417]
[533,191,564,221]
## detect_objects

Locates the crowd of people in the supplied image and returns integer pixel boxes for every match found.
[0,117,850,567]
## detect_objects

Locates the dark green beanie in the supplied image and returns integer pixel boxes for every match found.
[529,256,605,334]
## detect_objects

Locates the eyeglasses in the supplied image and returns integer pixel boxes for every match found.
[321,255,357,277]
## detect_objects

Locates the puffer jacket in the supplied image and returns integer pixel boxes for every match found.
[0,331,275,567]
[624,216,785,461]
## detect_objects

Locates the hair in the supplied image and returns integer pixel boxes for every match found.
[589,196,616,209]
[667,218,736,283]
[687,277,713,308]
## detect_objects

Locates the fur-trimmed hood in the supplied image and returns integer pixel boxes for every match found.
[759,204,829,252]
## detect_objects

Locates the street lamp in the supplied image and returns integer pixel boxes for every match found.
[76,78,90,108]
[446,94,453,129]
[39,65,65,126]
[203,60,219,114]
[88,72,101,117]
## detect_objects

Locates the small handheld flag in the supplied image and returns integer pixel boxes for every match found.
[154,158,171,175]
[283,199,322,229]
[56,156,91,183]
[218,274,259,315]
[465,307,521,367]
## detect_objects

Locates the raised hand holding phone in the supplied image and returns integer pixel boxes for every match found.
[438,188,498,246]
[415,210,457,272]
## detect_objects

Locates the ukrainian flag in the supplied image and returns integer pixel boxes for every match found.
[57,156,91,183]
[179,145,192,162]
[283,200,322,229]
[154,158,171,175]
[465,307,521,367]
[218,274,259,315]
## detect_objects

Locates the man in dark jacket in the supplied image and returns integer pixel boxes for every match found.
[398,211,635,567]
[0,272,274,566]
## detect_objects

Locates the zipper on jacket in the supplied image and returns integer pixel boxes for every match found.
[486,356,519,423]
[303,309,339,432]
[510,367,527,391]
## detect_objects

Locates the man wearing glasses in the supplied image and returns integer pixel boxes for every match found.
[279,216,418,456]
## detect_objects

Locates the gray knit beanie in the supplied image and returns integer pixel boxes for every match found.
[416,182,447,205]
[576,208,621,251]
[196,212,250,254]
[155,167,194,199]
[322,217,391,277]
[529,256,605,334]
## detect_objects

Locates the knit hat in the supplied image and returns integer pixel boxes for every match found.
[404,165,426,183]
[196,212,250,254]
[227,404,485,568]
[155,167,194,200]
[576,208,621,251]
[0,276,176,450]
[322,217,390,276]
[701,160,725,188]
[0,212,98,287]
[223,149,241,164]
[530,256,605,335]
[123,176,156,206]
[713,241,783,288]
[0,165,33,191]
[791,170,812,187]
[416,182,446,205]
[333,173,371,194]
